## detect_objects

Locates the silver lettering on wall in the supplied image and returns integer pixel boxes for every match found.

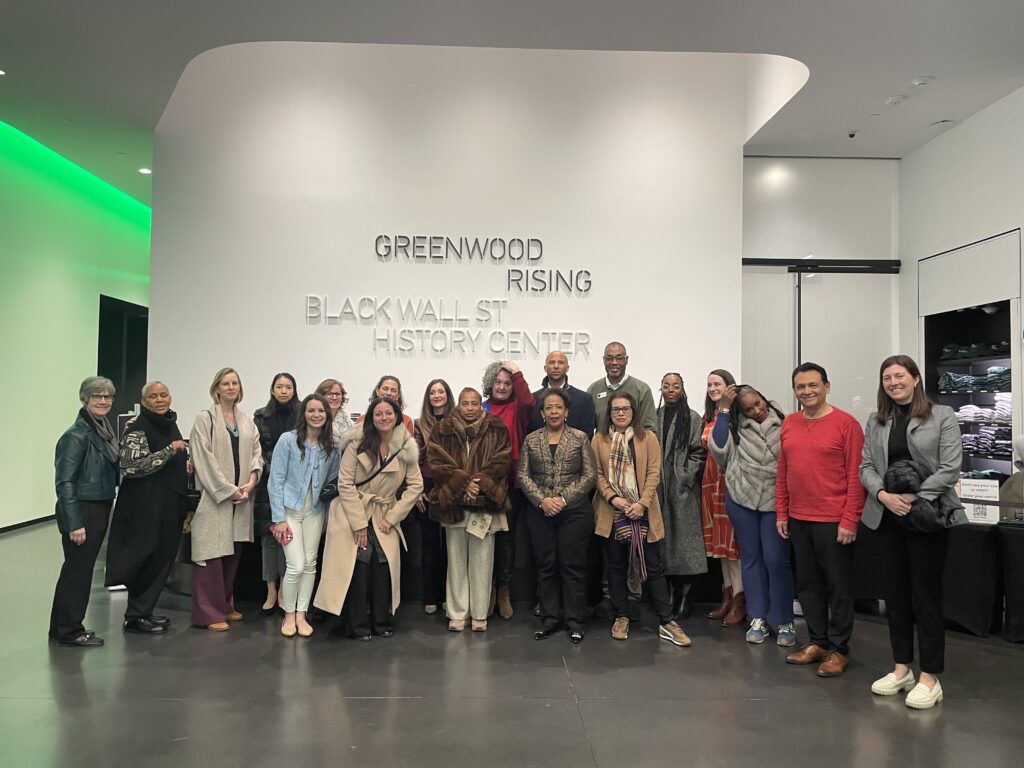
[375,235,543,263]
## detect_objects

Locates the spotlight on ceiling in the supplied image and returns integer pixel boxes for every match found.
[884,95,908,107]
[929,120,956,130]
[138,167,152,175]
[0,70,6,76]
[911,76,934,87]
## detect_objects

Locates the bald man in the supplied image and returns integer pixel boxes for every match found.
[529,351,597,435]
[587,342,657,434]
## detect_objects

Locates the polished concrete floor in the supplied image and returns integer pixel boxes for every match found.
[4,522,1024,768]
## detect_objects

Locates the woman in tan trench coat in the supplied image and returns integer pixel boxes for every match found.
[314,396,423,640]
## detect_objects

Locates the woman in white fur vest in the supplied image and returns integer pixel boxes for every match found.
[189,367,263,631]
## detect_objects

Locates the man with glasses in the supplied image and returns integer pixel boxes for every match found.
[587,342,657,434]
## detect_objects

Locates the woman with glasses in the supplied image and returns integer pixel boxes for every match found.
[708,383,793,645]
[189,367,264,631]
[253,373,301,616]
[316,378,354,441]
[105,381,190,635]
[519,388,597,643]
[656,373,708,619]
[592,393,692,647]
[49,377,120,647]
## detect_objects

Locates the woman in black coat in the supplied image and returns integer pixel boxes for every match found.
[252,373,300,615]
[105,381,190,634]
[49,376,120,647]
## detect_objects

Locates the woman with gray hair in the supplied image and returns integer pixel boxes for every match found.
[105,381,190,634]
[49,376,119,647]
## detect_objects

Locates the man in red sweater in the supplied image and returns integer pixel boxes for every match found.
[482,360,535,619]
[776,362,866,678]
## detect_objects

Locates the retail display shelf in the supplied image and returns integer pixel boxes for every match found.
[937,354,1012,365]
[964,452,1013,461]
[958,420,1012,427]
[938,390,1011,395]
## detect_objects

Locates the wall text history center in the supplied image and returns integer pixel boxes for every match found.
[304,235,593,357]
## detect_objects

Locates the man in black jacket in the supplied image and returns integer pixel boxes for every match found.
[529,351,597,436]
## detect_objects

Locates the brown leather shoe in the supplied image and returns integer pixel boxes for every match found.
[226,611,243,622]
[786,643,829,665]
[721,591,746,626]
[817,651,849,677]
[706,586,733,620]
[497,587,514,619]
[611,616,630,641]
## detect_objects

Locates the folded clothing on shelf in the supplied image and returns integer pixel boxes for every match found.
[960,468,1010,484]
[938,369,1012,393]
[938,340,1011,360]
[961,425,1013,457]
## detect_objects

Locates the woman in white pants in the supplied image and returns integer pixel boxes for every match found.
[268,394,340,637]
[426,388,513,632]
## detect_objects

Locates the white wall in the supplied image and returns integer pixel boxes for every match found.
[0,123,150,528]
[900,84,1024,355]
[742,157,899,418]
[150,43,806,424]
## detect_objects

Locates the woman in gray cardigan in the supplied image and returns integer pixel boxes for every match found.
[708,384,795,646]
[860,354,966,710]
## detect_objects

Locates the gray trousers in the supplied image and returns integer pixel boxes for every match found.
[260,531,287,583]
[445,522,495,621]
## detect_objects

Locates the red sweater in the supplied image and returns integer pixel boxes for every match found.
[776,407,866,531]
[484,371,535,486]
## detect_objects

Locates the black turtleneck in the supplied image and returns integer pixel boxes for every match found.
[887,402,912,467]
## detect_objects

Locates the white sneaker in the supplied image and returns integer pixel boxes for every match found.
[905,680,943,709]
[871,670,916,696]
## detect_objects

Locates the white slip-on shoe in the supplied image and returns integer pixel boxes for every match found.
[871,670,916,696]
[905,680,943,709]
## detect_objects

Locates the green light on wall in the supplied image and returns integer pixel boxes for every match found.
[0,120,151,232]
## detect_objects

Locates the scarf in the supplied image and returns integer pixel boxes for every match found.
[607,427,649,581]
[452,408,488,447]
[266,398,299,445]
[83,408,119,464]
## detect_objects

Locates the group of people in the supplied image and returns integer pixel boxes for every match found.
[50,345,964,709]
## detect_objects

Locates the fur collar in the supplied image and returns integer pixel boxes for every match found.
[436,411,498,438]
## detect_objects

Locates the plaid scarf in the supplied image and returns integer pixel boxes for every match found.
[608,427,649,581]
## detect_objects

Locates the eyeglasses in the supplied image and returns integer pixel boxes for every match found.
[610,406,632,414]
[325,391,347,401]
[603,355,627,363]
[88,394,114,401]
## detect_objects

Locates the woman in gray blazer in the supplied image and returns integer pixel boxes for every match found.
[860,354,966,710]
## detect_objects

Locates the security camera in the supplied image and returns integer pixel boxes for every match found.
[848,131,858,139]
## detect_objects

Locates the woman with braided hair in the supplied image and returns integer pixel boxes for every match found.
[656,373,708,619]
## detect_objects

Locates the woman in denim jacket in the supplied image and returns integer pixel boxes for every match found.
[268,393,340,638]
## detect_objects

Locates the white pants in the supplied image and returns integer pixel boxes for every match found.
[445,523,495,621]
[281,492,324,613]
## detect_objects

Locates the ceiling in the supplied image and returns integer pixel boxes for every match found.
[3,0,1024,205]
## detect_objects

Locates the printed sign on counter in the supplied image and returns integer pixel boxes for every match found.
[956,478,1001,525]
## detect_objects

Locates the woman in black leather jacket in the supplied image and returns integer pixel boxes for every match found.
[49,376,120,648]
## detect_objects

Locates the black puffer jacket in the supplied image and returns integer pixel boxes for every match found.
[883,459,953,532]
[252,400,300,531]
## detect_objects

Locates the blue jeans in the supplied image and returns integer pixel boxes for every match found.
[726,495,794,627]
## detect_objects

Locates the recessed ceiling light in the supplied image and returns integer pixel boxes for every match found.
[0,70,6,76]
[869,113,881,118]
[884,95,908,106]
[911,76,934,87]
[930,119,956,129]
[138,167,152,175]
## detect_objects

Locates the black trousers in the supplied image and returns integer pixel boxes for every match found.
[125,558,175,621]
[495,488,526,588]
[419,513,447,605]
[876,511,950,674]
[49,501,111,641]
[526,503,593,630]
[789,518,855,655]
[604,535,673,625]
[343,555,393,637]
